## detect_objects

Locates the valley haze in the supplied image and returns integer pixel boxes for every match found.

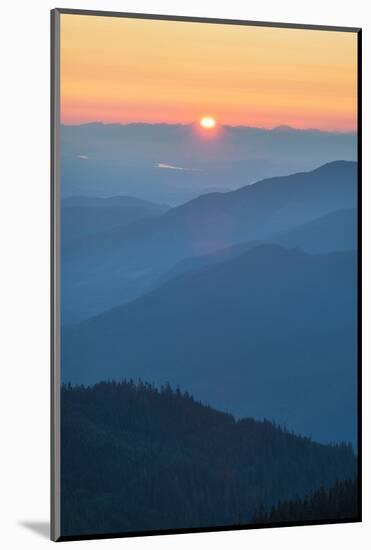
[61,123,356,205]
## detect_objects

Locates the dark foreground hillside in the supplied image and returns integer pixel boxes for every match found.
[61,381,356,537]
[252,479,358,524]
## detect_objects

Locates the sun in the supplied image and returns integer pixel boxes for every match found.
[200,116,216,129]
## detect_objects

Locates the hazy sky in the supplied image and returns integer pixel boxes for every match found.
[60,14,357,131]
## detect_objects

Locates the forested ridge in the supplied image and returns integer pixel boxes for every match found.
[252,479,358,524]
[61,381,356,536]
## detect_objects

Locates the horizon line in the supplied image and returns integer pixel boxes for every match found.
[60,121,356,134]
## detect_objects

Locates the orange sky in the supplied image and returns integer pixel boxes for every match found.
[60,14,358,131]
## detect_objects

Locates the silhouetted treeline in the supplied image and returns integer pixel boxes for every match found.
[252,478,358,523]
[61,380,357,537]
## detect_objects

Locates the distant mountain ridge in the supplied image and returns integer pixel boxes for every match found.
[61,161,357,324]
[61,123,356,204]
[274,207,356,253]
[61,195,169,247]
[158,207,356,285]
[65,160,357,260]
[62,195,169,209]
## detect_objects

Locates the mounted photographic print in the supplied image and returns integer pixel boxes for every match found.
[51,9,362,541]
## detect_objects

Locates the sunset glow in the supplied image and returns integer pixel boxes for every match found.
[200,116,216,129]
[60,14,357,131]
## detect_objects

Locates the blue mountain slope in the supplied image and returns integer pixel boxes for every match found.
[62,244,357,445]
[274,207,357,253]
[61,161,357,324]
[158,208,357,284]
[61,195,169,246]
